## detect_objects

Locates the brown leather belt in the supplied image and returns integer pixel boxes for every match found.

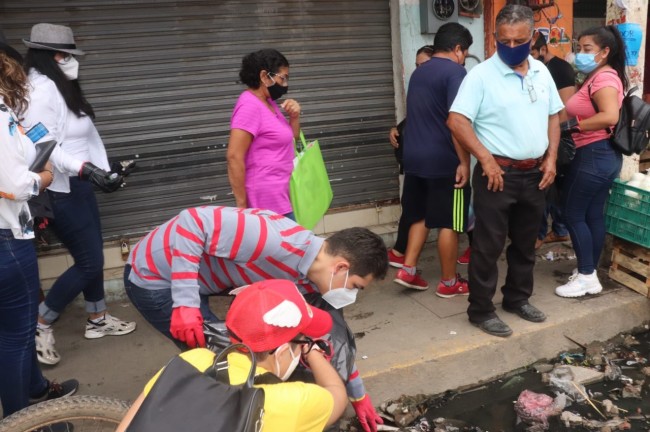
[493,155,542,171]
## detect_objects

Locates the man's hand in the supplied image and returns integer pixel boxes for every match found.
[480,157,505,192]
[538,154,557,190]
[170,306,205,348]
[388,127,399,149]
[351,394,383,432]
[455,163,470,188]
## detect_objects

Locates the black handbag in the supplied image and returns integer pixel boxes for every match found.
[126,344,266,432]
[556,135,576,168]
[28,140,58,220]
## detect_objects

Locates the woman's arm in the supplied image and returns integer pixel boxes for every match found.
[281,99,301,138]
[226,129,253,208]
[37,161,54,192]
[305,349,347,427]
[0,119,41,201]
[577,86,620,132]
[115,392,145,432]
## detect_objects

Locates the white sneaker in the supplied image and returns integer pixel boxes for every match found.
[84,313,136,339]
[555,271,603,298]
[36,326,61,365]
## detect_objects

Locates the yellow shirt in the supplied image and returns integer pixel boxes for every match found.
[143,348,334,432]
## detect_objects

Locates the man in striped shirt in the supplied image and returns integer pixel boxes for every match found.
[125,206,388,432]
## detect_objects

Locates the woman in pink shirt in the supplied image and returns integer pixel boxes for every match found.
[555,26,627,298]
[227,49,301,218]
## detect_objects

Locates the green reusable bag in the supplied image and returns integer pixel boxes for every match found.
[289,131,333,229]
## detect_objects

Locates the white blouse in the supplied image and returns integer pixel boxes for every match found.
[0,100,41,239]
[23,70,110,193]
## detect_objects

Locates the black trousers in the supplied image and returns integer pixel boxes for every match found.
[467,164,546,323]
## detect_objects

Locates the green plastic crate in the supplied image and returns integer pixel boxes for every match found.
[605,179,650,248]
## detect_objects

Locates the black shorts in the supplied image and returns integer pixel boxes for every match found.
[401,174,471,231]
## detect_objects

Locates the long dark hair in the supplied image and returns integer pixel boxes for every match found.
[579,25,629,90]
[24,49,95,119]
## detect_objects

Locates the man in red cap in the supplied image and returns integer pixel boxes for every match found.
[117,279,347,432]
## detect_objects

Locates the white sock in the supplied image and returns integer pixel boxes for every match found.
[89,313,106,324]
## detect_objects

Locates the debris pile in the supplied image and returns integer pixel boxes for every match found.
[514,332,648,430]
[351,331,649,431]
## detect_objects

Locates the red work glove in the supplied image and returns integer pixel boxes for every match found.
[351,394,383,432]
[170,306,205,348]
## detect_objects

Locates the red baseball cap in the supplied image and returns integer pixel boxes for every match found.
[226,279,333,352]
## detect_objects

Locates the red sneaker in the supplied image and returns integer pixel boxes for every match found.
[457,247,471,265]
[394,269,429,290]
[436,276,469,298]
[388,249,406,268]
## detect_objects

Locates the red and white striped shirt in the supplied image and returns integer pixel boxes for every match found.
[127,206,323,309]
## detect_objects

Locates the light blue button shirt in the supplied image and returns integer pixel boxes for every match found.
[450,55,564,160]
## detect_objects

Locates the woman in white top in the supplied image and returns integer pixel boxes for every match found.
[22,23,135,366]
[0,32,78,418]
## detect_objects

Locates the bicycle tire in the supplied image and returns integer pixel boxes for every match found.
[0,395,130,432]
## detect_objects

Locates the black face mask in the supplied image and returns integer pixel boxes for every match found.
[267,82,288,101]
[537,55,545,63]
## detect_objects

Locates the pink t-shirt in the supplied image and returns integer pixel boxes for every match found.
[231,90,294,215]
[565,69,624,148]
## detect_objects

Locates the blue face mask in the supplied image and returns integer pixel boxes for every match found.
[496,40,532,67]
[574,51,602,74]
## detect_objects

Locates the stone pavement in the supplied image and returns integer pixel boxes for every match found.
[37,238,650,413]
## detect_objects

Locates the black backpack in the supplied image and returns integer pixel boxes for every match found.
[610,86,650,155]
[589,72,650,155]
[126,344,269,432]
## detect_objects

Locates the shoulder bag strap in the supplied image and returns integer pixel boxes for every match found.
[211,343,258,388]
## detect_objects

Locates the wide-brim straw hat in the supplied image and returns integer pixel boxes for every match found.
[23,23,85,55]
[0,29,23,64]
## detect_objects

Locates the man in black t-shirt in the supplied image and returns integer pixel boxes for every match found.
[531,34,576,117]
[531,33,576,249]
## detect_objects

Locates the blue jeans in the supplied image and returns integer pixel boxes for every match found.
[563,139,622,274]
[538,203,568,239]
[41,178,106,322]
[123,265,219,350]
[0,229,48,417]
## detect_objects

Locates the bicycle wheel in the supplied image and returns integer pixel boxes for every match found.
[0,395,130,432]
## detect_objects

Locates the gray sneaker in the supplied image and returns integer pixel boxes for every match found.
[29,379,79,405]
[84,314,136,339]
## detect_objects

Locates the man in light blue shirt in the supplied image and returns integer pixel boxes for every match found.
[447,4,563,338]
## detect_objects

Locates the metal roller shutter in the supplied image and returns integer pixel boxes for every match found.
[1,0,397,240]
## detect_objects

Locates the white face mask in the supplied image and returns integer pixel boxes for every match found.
[322,269,358,309]
[275,343,300,381]
[57,55,79,80]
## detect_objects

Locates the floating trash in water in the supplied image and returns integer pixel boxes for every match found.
[514,390,566,430]
[351,331,650,432]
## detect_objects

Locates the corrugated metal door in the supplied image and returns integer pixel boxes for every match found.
[1,1,397,240]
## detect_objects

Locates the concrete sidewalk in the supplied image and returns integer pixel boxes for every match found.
[39,238,650,410]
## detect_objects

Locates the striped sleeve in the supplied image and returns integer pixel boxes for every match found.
[170,208,211,308]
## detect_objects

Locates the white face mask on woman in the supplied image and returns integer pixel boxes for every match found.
[57,55,79,80]
[275,343,300,381]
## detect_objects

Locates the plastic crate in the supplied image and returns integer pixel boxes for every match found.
[605,179,650,248]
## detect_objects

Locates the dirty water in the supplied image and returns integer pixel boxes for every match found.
[349,330,650,432]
